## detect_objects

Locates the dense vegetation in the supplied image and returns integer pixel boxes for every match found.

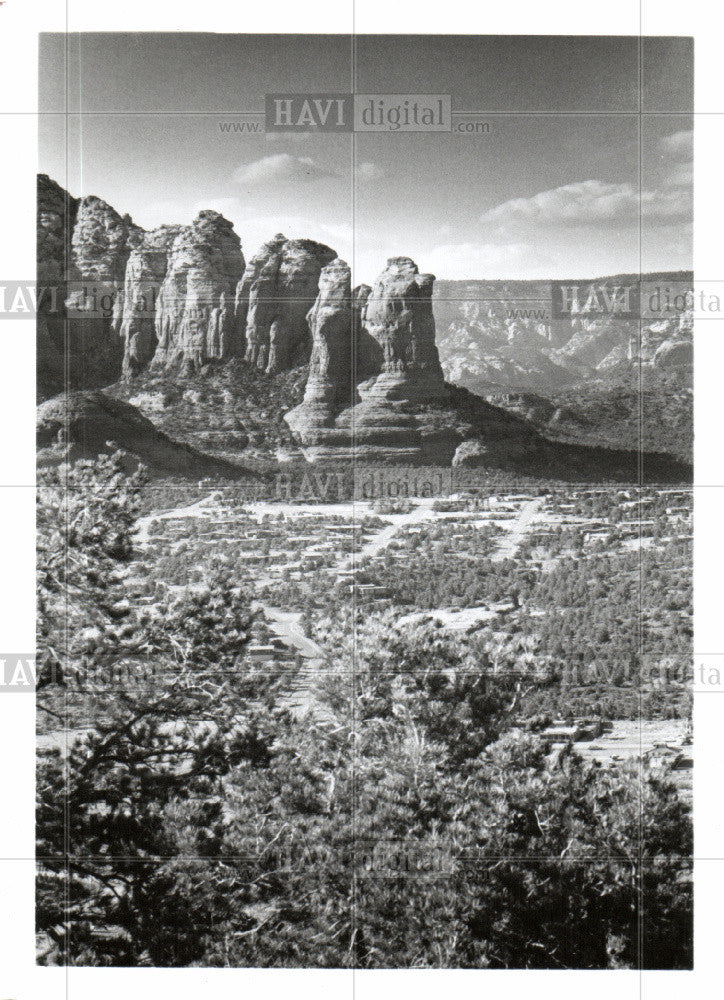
[36,458,692,968]
[108,360,308,464]
[538,369,692,463]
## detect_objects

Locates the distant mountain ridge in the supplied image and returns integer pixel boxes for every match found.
[36,174,692,479]
[433,273,693,396]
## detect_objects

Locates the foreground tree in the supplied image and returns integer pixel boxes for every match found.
[37,462,692,968]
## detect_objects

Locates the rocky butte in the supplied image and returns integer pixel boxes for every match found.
[150,211,245,373]
[119,225,183,376]
[37,174,78,399]
[36,177,340,397]
[236,233,337,375]
[285,258,378,443]
[287,256,484,463]
[37,176,140,397]
[36,176,691,479]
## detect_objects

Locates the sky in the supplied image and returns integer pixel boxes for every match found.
[38,34,693,284]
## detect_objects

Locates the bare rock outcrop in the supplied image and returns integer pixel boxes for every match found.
[66,194,142,339]
[37,176,250,395]
[236,234,336,375]
[152,211,245,372]
[70,194,139,285]
[359,256,447,402]
[353,283,383,380]
[296,258,354,406]
[284,258,354,439]
[37,173,78,297]
[37,176,340,400]
[286,257,457,462]
[37,179,138,397]
[119,226,183,376]
[283,257,568,469]
[37,175,79,399]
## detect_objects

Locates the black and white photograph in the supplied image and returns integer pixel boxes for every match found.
[1,1,723,993]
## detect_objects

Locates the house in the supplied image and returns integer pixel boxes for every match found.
[246,643,283,663]
[541,723,582,742]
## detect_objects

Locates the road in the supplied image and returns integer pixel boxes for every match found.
[255,605,327,660]
[339,497,438,568]
[134,491,221,543]
[488,497,546,562]
[129,492,549,721]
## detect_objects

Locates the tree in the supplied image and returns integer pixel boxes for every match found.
[36,466,693,969]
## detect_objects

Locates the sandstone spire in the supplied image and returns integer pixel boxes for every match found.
[235,234,336,375]
[151,211,245,372]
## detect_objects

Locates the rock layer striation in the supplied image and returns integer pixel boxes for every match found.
[119,226,182,376]
[237,234,336,375]
[286,257,461,462]
[151,211,245,372]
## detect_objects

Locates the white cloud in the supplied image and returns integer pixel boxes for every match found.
[639,186,691,219]
[233,154,336,186]
[664,161,693,187]
[355,161,385,182]
[659,130,693,189]
[235,154,383,186]
[479,129,693,235]
[480,180,629,226]
[480,177,689,230]
[659,129,693,158]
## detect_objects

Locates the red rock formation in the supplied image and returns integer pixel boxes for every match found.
[119,226,182,376]
[152,211,245,372]
[236,234,336,375]
[284,258,354,440]
[37,174,78,399]
[37,179,136,397]
[286,257,457,462]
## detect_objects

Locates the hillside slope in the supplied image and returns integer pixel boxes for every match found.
[37,391,257,479]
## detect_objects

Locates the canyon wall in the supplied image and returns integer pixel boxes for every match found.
[286,257,464,462]
[434,275,694,396]
[236,234,337,375]
[37,177,342,399]
[150,211,245,373]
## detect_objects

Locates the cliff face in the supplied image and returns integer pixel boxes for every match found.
[151,211,245,372]
[37,177,251,398]
[356,257,447,403]
[284,258,354,441]
[434,274,694,396]
[37,175,690,475]
[37,178,342,402]
[66,195,143,357]
[37,174,78,296]
[37,174,79,398]
[298,258,353,407]
[353,283,383,381]
[38,180,148,398]
[69,195,138,284]
[236,234,336,375]
[119,226,182,376]
[285,257,461,462]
